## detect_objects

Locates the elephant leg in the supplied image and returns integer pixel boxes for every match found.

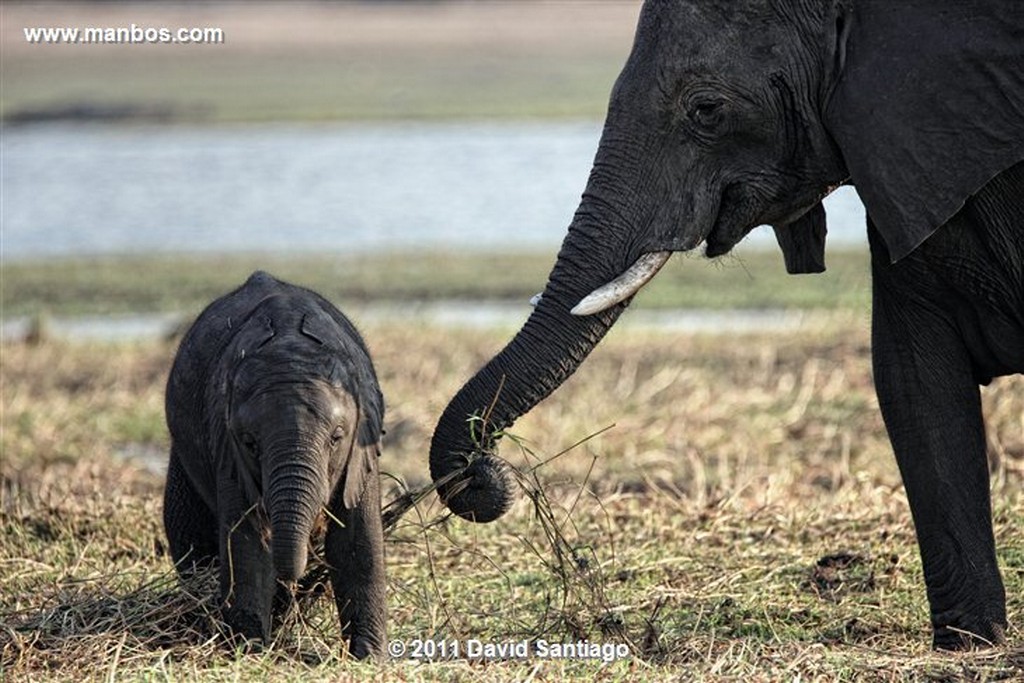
[216,476,277,644]
[870,229,1006,650]
[163,446,218,574]
[325,466,387,659]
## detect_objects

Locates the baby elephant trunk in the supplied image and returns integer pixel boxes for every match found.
[266,460,326,582]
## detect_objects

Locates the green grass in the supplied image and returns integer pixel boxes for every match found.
[1,247,872,318]
[2,323,1022,680]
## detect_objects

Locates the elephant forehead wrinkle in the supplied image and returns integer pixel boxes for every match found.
[266,455,326,482]
[642,1,789,75]
[236,352,353,394]
[238,386,344,429]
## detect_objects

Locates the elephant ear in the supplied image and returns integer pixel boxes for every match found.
[772,202,827,274]
[341,445,379,510]
[339,403,383,509]
[826,1,1024,262]
[302,301,385,509]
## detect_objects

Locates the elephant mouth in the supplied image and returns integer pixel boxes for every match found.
[572,183,773,316]
[703,183,759,258]
[704,222,750,258]
[704,227,737,258]
[572,190,728,316]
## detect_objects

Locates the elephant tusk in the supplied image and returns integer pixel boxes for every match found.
[571,251,672,316]
[529,293,543,307]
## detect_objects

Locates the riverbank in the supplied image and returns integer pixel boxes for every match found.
[2,248,872,319]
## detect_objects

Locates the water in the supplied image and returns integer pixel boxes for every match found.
[0,304,810,343]
[1,121,867,260]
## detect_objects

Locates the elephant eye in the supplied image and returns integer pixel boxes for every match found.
[239,433,258,456]
[689,100,724,128]
[330,425,346,444]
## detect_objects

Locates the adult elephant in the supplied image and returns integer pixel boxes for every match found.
[429,0,1024,651]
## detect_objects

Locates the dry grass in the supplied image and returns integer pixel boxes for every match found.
[2,319,1023,681]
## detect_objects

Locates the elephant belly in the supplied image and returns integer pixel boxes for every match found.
[966,311,1024,382]
[923,162,1024,381]
[938,242,1024,382]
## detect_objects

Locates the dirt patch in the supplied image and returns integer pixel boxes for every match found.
[806,552,877,600]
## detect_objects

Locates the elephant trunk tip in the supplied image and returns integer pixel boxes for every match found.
[273,547,308,582]
[278,558,306,583]
[434,453,518,523]
[270,524,311,581]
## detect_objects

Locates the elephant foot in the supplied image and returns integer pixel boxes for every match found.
[222,605,271,645]
[348,634,384,660]
[932,611,1007,651]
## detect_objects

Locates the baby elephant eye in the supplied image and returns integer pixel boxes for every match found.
[330,425,346,443]
[239,433,258,455]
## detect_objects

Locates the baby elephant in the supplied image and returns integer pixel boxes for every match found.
[164,271,385,658]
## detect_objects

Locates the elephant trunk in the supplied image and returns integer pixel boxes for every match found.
[430,185,653,522]
[265,450,326,581]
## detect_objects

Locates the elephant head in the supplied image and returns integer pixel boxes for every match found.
[429,0,1024,522]
[221,303,381,580]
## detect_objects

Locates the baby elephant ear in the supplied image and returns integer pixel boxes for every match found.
[339,382,386,509]
[772,202,827,274]
[340,407,383,509]
[341,444,379,510]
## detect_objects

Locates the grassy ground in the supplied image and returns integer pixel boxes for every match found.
[4,2,1023,679]
[1,248,871,319]
[3,318,1023,681]
[2,2,640,123]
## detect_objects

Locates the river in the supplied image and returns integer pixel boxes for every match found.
[1,121,867,260]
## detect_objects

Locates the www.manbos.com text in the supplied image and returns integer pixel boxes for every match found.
[23,25,225,45]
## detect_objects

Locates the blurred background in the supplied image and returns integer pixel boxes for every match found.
[1,0,865,266]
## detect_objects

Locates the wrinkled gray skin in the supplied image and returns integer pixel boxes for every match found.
[164,271,386,658]
[430,0,1024,650]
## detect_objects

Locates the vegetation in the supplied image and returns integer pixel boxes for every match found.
[3,320,1022,681]
[5,3,1022,680]
[1,248,871,319]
